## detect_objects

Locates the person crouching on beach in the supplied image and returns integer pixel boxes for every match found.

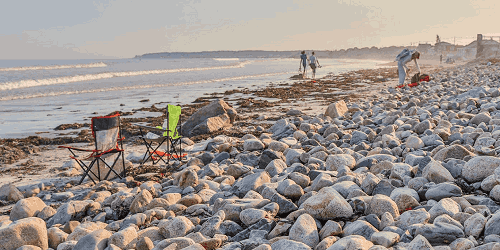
[395,49,420,88]
[299,51,308,78]
[309,51,321,79]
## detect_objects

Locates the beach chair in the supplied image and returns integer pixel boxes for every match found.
[136,104,186,165]
[163,104,186,162]
[59,113,126,184]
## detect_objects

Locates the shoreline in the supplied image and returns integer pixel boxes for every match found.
[0,59,450,186]
[0,59,448,166]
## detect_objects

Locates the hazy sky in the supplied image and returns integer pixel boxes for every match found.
[1,0,499,59]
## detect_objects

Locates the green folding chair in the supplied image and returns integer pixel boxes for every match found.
[162,104,187,162]
[136,104,186,165]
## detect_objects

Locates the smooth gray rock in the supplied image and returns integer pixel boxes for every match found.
[351,131,369,145]
[425,182,462,201]
[370,231,400,248]
[232,171,271,198]
[300,187,353,220]
[485,212,500,236]
[182,99,237,136]
[428,198,461,222]
[326,235,373,250]
[422,160,454,184]
[464,212,487,238]
[47,200,90,227]
[73,229,112,250]
[462,156,500,183]
[289,213,319,248]
[259,150,286,169]
[414,222,464,245]
[407,234,433,249]
[9,197,46,221]
[270,239,312,250]
[342,220,379,240]
[433,145,474,162]
[395,209,430,231]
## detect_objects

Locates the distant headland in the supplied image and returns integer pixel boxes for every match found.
[135,36,499,61]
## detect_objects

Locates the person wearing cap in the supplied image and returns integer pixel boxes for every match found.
[395,49,421,88]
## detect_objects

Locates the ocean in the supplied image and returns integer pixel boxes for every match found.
[0,57,388,138]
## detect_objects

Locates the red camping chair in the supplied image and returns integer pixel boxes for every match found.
[59,113,126,184]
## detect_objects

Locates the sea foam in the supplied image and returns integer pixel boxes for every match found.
[0,62,107,72]
[0,71,292,101]
[0,61,252,91]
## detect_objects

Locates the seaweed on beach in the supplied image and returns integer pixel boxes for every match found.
[0,66,399,166]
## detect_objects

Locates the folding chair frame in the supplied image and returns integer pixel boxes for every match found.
[135,105,187,167]
[165,105,186,163]
[59,113,126,184]
[137,126,171,166]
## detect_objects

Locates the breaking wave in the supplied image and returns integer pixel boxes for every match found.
[0,71,292,101]
[0,61,252,91]
[0,62,107,72]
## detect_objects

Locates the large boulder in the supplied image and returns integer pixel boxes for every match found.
[0,183,24,202]
[47,201,90,227]
[10,197,46,221]
[422,160,454,184]
[325,100,348,118]
[182,99,237,136]
[326,235,373,250]
[300,187,353,220]
[271,239,312,250]
[325,154,355,171]
[288,214,319,248]
[414,222,464,245]
[433,145,475,162]
[269,119,297,140]
[158,216,195,238]
[366,194,399,218]
[0,217,48,250]
[130,190,154,214]
[232,171,271,197]
[462,156,500,182]
[72,229,112,250]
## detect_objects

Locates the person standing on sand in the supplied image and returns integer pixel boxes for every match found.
[309,51,321,79]
[299,51,308,78]
[395,48,420,88]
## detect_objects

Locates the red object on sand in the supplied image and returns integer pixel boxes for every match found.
[312,80,316,83]
[151,150,187,159]
[420,75,430,82]
[397,85,404,88]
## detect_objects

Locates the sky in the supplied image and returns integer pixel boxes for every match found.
[1,0,499,59]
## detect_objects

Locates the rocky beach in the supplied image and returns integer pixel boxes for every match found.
[3,58,500,250]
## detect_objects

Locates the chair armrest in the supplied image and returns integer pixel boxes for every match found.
[134,124,167,133]
[58,146,99,152]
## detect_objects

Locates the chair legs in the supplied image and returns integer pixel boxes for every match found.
[139,136,170,166]
[75,158,99,185]
[72,152,126,185]
[168,138,187,162]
